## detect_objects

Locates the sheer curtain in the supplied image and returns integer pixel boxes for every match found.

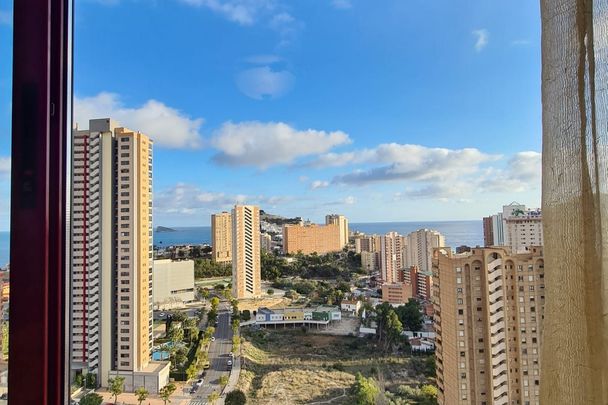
[540,0,608,403]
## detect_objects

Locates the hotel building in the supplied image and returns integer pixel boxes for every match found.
[282,223,342,255]
[433,246,545,405]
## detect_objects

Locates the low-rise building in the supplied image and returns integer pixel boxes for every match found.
[255,306,341,325]
[153,259,195,309]
[381,282,412,304]
[340,299,361,316]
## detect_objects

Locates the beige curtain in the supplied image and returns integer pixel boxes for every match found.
[540,0,608,403]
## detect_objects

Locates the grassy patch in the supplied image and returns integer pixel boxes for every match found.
[238,328,430,404]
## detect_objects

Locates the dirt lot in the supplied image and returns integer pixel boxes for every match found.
[236,328,427,404]
[237,296,292,312]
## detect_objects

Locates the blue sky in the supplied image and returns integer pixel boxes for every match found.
[0,0,542,230]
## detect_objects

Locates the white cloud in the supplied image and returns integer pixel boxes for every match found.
[178,0,275,26]
[310,180,329,190]
[155,183,291,216]
[74,92,204,149]
[0,10,12,25]
[211,121,351,168]
[331,0,352,9]
[0,157,9,177]
[236,66,295,99]
[480,151,541,193]
[316,143,498,185]
[472,29,489,52]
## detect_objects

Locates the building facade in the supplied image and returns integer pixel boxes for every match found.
[211,211,232,263]
[325,214,349,248]
[282,223,342,255]
[484,203,543,252]
[405,229,445,273]
[433,246,545,405]
[232,205,262,299]
[152,259,195,308]
[381,282,412,304]
[402,266,433,300]
[380,232,404,283]
[482,216,494,247]
[71,119,166,390]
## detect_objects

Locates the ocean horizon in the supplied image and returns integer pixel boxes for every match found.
[0,220,483,267]
[153,220,483,250]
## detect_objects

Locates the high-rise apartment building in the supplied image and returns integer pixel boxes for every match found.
[405,229,445,273]
[482,216,494,246]
[484,203,543,252]
[380,232,404,283]
[71,118,168,392]
[325,214,349,248]
[211,211,232,262]
[354,234,382,254]
[401,266,433,300]
[282,223,342,255]
[433,246,545,405]
[232,205,262,299]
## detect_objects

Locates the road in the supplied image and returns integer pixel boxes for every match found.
[189,302,233,404]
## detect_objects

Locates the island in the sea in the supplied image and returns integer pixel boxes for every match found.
[155,226,177,233]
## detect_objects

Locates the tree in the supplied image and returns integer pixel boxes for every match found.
[74,373,84,387]
[210,296,220,311]
[241,310,251,321]
[85,372,97,389]
[208,391,220,404]
[219,374,229,388]
[419,385,438,405]
[266,288,274,296]
[79,393,103,405]
[159,383,177,405]
[225,389,247,405]
[135,387,149,405]
[395,299,423,332]
[352,372,379,405]
[108,376,125,404]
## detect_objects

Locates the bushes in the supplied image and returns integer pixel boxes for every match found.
[194,259,231,278]
[225,389,247,405]
[351,372,379,405]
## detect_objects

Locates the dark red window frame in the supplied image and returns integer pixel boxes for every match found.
[9,0,70,404]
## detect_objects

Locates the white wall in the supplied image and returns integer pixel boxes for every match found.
[152,260,195,305]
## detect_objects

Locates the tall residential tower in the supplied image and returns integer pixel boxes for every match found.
[433,246,544,405]
[232,205,261,299]
[70,118,168,392]
[325,214,349,248]
[211,211,232,263]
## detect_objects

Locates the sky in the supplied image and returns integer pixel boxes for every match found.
[0,0,542,230]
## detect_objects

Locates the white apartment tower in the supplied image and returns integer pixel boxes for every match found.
[380,232,404,283]
[325,214,349,248]
[70,119,158,388]
[232,205,262,299]
[405,228,446,273]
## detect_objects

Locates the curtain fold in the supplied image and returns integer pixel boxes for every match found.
[540,0,608,403]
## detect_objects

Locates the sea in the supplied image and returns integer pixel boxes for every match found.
[0,221,483,267]
[153,220,483,250]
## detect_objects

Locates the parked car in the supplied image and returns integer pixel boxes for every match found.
[227,359,233,367]
[229,352,234,357]
[211,337,215,342]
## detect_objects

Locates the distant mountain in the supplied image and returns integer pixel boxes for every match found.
[156,226,177,232]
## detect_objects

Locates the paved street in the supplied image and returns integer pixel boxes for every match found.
[189,302,233,404]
